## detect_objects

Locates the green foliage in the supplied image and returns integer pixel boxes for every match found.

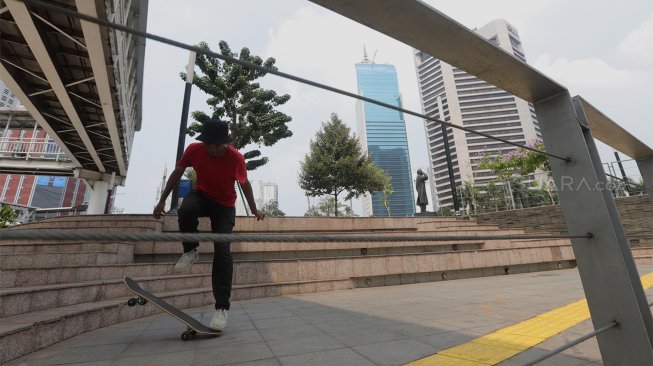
[0,204,18,228]
[304,197,357,217]
[298,113,390,216]
[459,178,557,214]
[261,200,285,216]
[631,178,648,195]
[379,179,393,216]
[435,207,453,216]
[479,140,550,180]
[457,181,479,213]
[183,41,293,170]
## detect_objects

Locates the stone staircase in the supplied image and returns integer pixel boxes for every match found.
[0,214,576,364]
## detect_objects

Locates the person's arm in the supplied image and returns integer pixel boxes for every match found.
[241,179,265,220]
[153,166,185,219]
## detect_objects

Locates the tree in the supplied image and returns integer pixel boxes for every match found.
[479,139,557,208]
[457,181,479,214]
[304,196,357,217]
[0,204,17,228]
[631,178,647,195]
[261,200,285,216]
[298,113,390,216]
[183,41,293,170]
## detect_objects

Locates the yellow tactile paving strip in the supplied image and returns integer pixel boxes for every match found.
[406,272,653,366]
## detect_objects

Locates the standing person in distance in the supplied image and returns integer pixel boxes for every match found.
[153,119,265,330]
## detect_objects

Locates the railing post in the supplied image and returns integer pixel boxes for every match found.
[535,91,653,365]
[636,157,653,206]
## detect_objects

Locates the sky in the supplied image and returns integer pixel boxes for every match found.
[114,0,653,216]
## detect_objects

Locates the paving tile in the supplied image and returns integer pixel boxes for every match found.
[196,329,264,348]
[329,327,408,347]
[258,324,324,342]
[121,338,198,358]
[192,341,274,365]
[38,343,130,365]
[266,334,345,357]
[353,338,437,366]
[253,316,310,330]
[224,359,281,366]
[113,350,195,366]
[416,330,477,350]
[278,347,376,366]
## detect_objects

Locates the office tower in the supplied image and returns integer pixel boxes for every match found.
[0,80,19,108]
[356,59,415,216]
[258,181,278,207]
[414,19,542,209]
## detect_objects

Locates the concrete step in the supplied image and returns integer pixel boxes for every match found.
[0,274,211,318]
[1,240,573,289]
[0,262,213,288]
[163,215,467,233]
[134,228,533,257]
[0,251,131,270]
[135,241,487,261]
[0,241,133,256]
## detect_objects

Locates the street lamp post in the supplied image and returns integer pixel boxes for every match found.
[169,51,196,212]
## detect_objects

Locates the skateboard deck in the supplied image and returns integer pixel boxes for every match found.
[124,277,221,340]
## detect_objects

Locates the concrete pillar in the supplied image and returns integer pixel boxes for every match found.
[86,180,110,214]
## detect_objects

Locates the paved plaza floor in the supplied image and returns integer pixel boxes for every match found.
[7,265,653,366]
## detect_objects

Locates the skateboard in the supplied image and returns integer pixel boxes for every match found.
[124,277,221,341]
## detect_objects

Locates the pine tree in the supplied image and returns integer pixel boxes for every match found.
[182,41,292,170]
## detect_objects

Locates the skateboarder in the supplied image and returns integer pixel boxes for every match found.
[153,119,265,331]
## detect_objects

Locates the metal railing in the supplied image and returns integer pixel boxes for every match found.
[0,136,70,162]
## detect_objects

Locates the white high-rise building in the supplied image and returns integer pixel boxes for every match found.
[414,19,542,209]
[258,181,278,207]
[0,80,19,108]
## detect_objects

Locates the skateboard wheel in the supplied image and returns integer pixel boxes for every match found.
[137,297,148,305]
[181,331,191,341]
[127,298,137,307]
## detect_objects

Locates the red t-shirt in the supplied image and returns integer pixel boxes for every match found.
[177,143,247,207]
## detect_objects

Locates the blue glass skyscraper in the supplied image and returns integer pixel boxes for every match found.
[355,63,415,216]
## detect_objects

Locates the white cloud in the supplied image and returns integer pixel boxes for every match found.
[533,54,641,90]
[617,13,653,67]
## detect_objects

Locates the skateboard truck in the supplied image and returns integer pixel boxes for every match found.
[127,296,148,307]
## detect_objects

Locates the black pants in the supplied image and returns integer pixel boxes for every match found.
[178,190,235,310]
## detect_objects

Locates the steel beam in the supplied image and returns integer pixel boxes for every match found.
[0,159,76,175]
[535,91,653,365]
[5,0,105,172]
[75,0,126,175]
[0,63,80,169]
[572,96,653,160]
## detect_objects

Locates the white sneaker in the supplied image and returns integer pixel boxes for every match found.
[210,309,228,330]
[174,249,198,273]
